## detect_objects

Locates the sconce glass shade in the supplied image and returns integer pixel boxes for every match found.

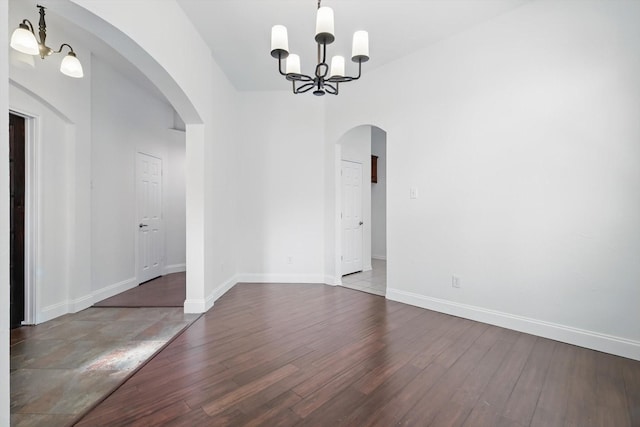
[10,25,39,56]
[60,52,83,78]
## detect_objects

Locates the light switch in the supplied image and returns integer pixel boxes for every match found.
[410,187,418,199]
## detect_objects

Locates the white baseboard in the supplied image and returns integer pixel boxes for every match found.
[38,277,137,324]
[183,298,207,313]
[236,273,327,284]
[70,294,95,313]
[206,274,238,310]
[39,300,70,324]
[184,274,238,314]
[236,274,342,286]
[372,255,387,261]
[92,277,138,304]
[164,263,186,275]
[386,287,640,361]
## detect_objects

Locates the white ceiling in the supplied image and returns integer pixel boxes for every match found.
[178,0,532,91]
[11,0,532,99]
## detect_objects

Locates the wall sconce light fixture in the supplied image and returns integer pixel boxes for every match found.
[10,4,84,78]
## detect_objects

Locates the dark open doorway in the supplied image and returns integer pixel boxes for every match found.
[9,113,26,329]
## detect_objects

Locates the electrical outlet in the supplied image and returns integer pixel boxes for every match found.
[287,256,293,265]
[452,275,461,288]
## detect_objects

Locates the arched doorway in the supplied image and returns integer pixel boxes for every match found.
[335,125,387,296]
[49,0,215,313]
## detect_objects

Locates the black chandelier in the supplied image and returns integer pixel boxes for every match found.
[270,0,369,96]
[10,5,84,78]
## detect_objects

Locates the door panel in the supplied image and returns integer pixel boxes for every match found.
[341,160,363,276]
[137,152,163,283]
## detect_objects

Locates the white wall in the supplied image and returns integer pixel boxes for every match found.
[371,127,387,260]
[1,0,10,422]
[203,55,239,304]
[9,0,92,321]
[91,55,185,297]
[9,85,73,320]
[235,92,325,283]
[340,126,372,271]
[165,129,187,271]
[325,0,640,360]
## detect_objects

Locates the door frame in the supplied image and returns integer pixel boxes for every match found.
[334,125,388,289]
[135,150,164,285]
[9,109,38,325]
[334,145,343,284]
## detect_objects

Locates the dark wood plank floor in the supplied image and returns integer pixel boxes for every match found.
[76,283,640,426]
[93,273,185,307]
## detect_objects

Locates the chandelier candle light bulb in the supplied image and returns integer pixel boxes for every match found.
[286,54,301,75]
[315,7,335,43]
[330,56,345,77]
[352,31,369,60]
[271,25,289,55]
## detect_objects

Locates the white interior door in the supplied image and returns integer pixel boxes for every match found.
[341,160,363,276]
[137,152,163,283]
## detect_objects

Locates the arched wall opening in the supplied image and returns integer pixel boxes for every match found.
[35,0,215,313]
[50,1,202,125]
[333,124,388,292]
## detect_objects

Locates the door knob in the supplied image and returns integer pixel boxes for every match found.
[139,223,148,228]
[359,221,363,226]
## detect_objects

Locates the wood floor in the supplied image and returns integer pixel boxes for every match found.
[94,273,186,307]
[76,283,640,426]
